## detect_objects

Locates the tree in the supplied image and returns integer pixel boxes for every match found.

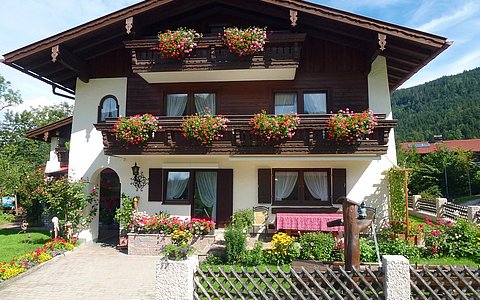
[0,74,22,111]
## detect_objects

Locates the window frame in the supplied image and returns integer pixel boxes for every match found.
[272,90,329,114]
[97,95,119,123]
[301,91,328,115]
[272,168,332,206]
[162,169,220,205]
[274,91,298,115]
[164,92,217,116]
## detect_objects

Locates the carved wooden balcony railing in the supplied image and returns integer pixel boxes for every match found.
[55,145,69,167]
[124,31,306,72]
[94,114,396,156]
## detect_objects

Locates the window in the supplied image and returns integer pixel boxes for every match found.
[166,94,188,116]
[165,171,190,201]
[303,92,327,114]
[194,93,216,115]
[275,93,297,114]
[98,95,119,122]
[273,169,330,205]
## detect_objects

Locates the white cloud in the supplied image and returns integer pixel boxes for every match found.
[417,2,480,33]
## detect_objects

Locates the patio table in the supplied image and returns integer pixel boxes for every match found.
[275,213,344,232]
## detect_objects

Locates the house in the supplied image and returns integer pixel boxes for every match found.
[400,138,480,160]
[3,0,450,242]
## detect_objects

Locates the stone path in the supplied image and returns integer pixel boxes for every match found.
[0,243,159,300]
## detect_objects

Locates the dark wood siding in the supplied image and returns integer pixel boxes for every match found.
[258,169,272,204]
[216,169,233,227]
[332,168,347,204]
[125,36,369,116]
[148,168,163,202]
[89,48,131,78]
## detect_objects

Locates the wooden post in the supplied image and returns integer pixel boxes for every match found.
[343,200,360,271]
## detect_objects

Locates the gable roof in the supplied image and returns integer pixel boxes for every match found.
[2,0,450,94]
[25,116,73,142]
[400,139,480,154]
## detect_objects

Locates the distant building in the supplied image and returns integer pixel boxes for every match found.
[400,138,480,159]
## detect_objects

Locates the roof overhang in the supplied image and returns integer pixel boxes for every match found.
[25,116,73,142]
[2,0,451,93]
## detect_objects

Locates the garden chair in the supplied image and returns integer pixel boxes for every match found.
[252,206,269,239]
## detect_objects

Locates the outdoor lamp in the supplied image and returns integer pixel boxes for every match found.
[130,162,148,191]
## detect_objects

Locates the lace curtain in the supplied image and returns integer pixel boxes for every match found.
[275,171,298,201]
[304,93,326,114]
[304,171,329,201]
[166,94,188,116]
[194,93,216,115]
[196,172,217,220]
[274,93,297,115]
[101,97,118,121]
[166,172,189,200]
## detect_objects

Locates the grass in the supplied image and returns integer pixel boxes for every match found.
[454,194,480,204]
[0,228,51,262]
[411,257,479,268]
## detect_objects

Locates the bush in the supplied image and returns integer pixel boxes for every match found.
[231,209,254,232]
[204,253,225,265]
[298,232,335,261]
[263,232,300,265]
[243,242,264,266]
[224,226,247,264]
[379,238,421,259]
[360,238,377,262]
[0,212,15,225]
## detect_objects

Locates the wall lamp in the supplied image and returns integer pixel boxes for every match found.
[131,162,148,191]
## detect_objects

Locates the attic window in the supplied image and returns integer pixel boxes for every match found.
[98,95,119,122]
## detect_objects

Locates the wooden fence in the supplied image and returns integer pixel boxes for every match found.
[194,265,384,300]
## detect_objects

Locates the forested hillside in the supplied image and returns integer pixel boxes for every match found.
[391,67,480,142]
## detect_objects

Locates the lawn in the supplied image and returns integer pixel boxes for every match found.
[411,257,479,268]
[0,228,51,262]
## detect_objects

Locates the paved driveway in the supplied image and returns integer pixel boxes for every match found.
[0,243,159,300]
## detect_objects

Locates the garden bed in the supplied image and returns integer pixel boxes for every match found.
[128,233,215,256]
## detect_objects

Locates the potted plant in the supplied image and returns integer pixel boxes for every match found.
[181,113,229,145]
[326,109,377,144]
[250,110,300,142]
[223,26,267,56]
[114,194,136,247]
[161,229,194,261]
[114,113,159,145]
[157,27,201,59]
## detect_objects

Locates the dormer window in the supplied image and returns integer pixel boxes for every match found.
[98,95,119,122]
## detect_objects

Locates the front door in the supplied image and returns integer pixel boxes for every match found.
[192,171,217,220]
[98,168,121,244]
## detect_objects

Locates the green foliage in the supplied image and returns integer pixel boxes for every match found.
[388,168,406,224]
[0,228,50,263]
[0,74,22,111]
[224,226,247,264]
[360,238,377,263]
[231,209,254,232]
[391,67,480,142]
[243,242,264,266]
[0,212,16,225]
[204,253,225,265]
[263,232,300,265]
[161,243,194,261]
[114,194,135,233]
[41,178,98,233]
[378,238,421,260]
[298,232,335,261]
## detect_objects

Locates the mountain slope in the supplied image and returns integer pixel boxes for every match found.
[391,67,480,142]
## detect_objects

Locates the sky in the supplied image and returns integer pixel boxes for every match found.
[0,0,479,112]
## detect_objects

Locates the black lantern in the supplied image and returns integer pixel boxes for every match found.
[130,162,148,191]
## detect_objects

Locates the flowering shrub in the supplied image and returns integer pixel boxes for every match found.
[223,27,267,56]
[188,218,215,235]
[170,229,192,245]
[326,109,377,144]
[423,216,480,259]
[181,113,229,145]
[114,113,159,145]
[161,243,194,261]
[380,220,424,236]
[250,110,300,142]
[157,28,201,59]
[0,238,76,281]
[263,232,300,265]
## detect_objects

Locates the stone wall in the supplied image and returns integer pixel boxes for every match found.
[128,233,215,256]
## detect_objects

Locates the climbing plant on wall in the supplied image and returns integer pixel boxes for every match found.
[388,167,407,223]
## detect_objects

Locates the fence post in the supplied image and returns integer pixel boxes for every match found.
[156,255,199,300]
[468,206,480,223]
[412,195,421,212]
[382,255,410,300]
[436,198,447,217]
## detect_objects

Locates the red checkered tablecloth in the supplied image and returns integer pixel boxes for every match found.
[275,213,344,232]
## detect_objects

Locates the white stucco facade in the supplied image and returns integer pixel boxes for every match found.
[68,56,396,241]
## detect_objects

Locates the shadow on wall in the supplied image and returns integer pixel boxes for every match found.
[363,170,389,225]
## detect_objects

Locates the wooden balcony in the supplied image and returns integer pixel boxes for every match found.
[124,31,306,73]
[94,114,396,156]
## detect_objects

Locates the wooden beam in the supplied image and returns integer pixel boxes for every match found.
[51,45,89,83]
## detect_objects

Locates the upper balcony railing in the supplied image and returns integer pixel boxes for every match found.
[94,114,396,156]
[124,31,306,73]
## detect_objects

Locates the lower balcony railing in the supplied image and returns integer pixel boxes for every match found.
[94,114,396,156]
